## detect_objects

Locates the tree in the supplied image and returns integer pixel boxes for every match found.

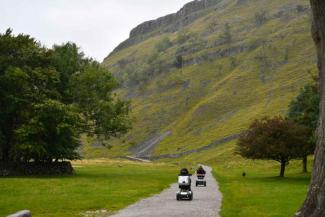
[15,100,82,163]
[175,55,183,69]
[255,10,268,27]
[295,1,325,216]
[288,82,319,173]
[51,42,85,104]
[176,30,193,44]
[0,29,130,164]
[0,29,57,163]
[155,37,172,53]
[237,116,310,177]
[71,64,130,141]
[221,23,232,44]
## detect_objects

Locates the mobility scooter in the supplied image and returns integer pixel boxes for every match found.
[195,166,207,187]
[176,168,193,201]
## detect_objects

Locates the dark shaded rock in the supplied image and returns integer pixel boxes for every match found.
[0,162,74,176]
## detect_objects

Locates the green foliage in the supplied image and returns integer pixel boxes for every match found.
[221,23,232,44]
[0,29,130,163]
[255,10,268,27]
[283,47,289,63]
[175,55,183,69]
[176,30,195,44]
[254,43,272,82]
[51,42,86,103]
[15,100,82,162]
[287,81,319,156]
[155,37,172,53]
[296,5,305,14]
[288,83,319,131]
[72,65,130,140]
[237,116,310,177]
[229,56,238,69]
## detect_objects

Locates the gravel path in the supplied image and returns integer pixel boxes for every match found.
[109,166,222,217]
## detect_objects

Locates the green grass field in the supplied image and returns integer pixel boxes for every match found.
[214,161,311,217]
[0,160,176,217]
[0,151,312,217]
[167,140,311,217]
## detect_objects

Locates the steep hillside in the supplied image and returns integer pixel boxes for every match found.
[99,0,315,159]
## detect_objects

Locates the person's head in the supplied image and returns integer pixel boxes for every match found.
[180,168,189,175]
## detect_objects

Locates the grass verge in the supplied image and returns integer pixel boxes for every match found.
[0,159,176,217]
[213,162,310,217]
[167,140,311,217]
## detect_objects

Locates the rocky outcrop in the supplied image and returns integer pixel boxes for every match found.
[109,0,221,55]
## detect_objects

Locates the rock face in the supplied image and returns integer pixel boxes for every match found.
[109,0,221,55]
[130,0,220,38]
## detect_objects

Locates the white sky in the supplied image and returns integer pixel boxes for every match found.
[0,0,190,61]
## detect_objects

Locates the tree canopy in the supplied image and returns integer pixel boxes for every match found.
[0,29,130,163]
[288,82,319,131]
[237,116,310,177]
[287,82,319,172]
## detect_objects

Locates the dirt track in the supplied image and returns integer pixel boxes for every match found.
[109,166,222,217]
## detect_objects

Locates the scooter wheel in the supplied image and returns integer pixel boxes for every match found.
[176,194,180,201]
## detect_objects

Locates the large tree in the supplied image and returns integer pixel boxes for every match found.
[288,83,319,172]
[237,116,310,177]
[0,29,57,163]
[295,1,325,216]
[0,30,130,164]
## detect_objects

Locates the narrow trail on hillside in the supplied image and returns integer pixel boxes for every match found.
[130,133,240,160]
[109,166,222,217]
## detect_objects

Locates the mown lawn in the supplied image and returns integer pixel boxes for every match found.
[0,160,176,217]
[169,140,311,217]
[212,156,311,217]
[215,164,309,217]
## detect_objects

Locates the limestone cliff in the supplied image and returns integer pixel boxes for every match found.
[109,0,221,55]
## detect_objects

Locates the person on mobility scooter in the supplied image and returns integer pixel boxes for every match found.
[176,168,193,201]
[196,166,207,187]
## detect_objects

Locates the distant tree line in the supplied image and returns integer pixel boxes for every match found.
[0,29,130,164]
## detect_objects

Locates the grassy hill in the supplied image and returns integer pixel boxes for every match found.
[97,0,315,159]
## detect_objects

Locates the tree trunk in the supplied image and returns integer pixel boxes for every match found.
[2,143,10,163]
[303,156,308,173]
[280,159,286,178]
[295,1,325,216]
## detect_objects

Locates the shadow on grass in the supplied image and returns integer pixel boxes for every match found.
[250,174,311,184]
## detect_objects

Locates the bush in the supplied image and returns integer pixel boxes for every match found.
[255,11,268,27]
[155,37,172,53]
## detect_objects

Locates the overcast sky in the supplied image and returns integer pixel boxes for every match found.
[0,0,190,61]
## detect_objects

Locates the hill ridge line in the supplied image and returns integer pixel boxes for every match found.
[107,0,222,56]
